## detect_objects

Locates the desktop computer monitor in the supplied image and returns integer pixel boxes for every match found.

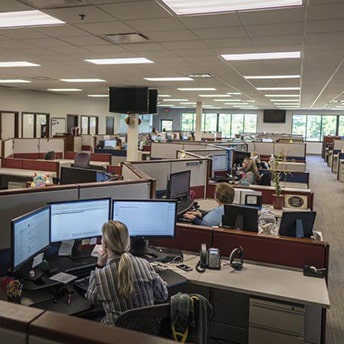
[168,170,191,200]
[209,154,228,179]
[50,198,111,243]
[104,139,117,149]
[11,206,50,273]
[222,204,258,232]
[112,199,177,257]
[60,166,99,185]
[279,211,316,238]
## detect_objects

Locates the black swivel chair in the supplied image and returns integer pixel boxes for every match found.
[44,151,56,160]
[72,151,91,168]
[259,172,271,186]
[115,303,171,339]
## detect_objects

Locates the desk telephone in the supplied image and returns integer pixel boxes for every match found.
[196,243,221,273]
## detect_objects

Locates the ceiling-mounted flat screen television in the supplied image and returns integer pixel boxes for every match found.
[109,87,149,114]
[263,110,286,123]
[148,89,158,114]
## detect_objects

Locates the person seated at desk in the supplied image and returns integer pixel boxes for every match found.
[115,137,123,150]
[182,183,234,227]
[238,158,260,186]
[85,220,168,326]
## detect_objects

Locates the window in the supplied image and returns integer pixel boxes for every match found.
[339,115,344,136]
[181,113,195,131]
[292,114,340,141]
[218,114,231,137]
[161,119,173,131]
[22,112,49,138]
[244,114,258,133]
[203,113,217,132]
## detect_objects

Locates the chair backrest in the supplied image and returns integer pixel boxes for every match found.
[44,151,56,160]
[115,303,171,338]
[259,172,271,186]
[73,151,91,168]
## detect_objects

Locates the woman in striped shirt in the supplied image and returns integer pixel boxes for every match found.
[86,220,168,326]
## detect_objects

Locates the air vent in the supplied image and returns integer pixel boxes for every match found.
[104,33,150,44]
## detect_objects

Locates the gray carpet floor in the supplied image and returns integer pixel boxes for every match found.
[307,155,344,343]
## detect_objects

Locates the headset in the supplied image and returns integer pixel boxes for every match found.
[229,246,244,271]
[196,243,207,273]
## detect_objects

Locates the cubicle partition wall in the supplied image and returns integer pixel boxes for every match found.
[250,142,307,161]
[151,142,208,159]
[127,157,209,198]
[333,139,344,151]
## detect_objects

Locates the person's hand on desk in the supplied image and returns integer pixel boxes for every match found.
[183,210,202,221]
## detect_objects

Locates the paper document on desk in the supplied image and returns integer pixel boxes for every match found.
[49,272,77,284]
[58,240,75,256]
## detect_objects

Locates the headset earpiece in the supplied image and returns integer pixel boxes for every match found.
[229,246,244,271]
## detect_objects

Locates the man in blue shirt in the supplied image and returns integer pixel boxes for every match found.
[183,183,235,227]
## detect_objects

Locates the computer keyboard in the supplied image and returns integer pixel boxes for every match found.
[74,276,90,293]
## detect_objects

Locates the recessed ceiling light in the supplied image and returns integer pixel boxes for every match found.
[221,51,301,61]
[0,79,31,83]
[0,10,64,28]
[163,98,189,101]
[104,33,149,44]
[88,94,109,97]
[271,99,300,102]
[227,92,241,95]
[199,94,229,97]
[214,99,237,102]
[144,77,192,81]
[188,73,212,78]
[47,88,82,92]
[158,94,171,97]
[224,103,246,105]
[60,78,106,82]
[0,61,40,67]
[178,88,216,91]
[257,87,300,91]
[180,102,196,105]
[159,0,302,16]
[244,75,300,79]
[86,58,153,65]
[266,94,300,97]
[203,106,221,109]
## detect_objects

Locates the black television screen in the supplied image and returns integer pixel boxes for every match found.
[279,211,316,238]
[148,89,158,114]
[109,87,149,114]
[263,110,286,123]
[222,204,258,232]
[168,170,191,200]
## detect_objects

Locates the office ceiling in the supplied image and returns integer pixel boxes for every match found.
[0,0,344,111]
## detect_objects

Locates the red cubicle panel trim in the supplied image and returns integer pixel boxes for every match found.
[150,224,212,253]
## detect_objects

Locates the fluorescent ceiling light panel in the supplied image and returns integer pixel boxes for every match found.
[257,87,300,91]
[199,94,229,97]
[224,103,246,105]
[0,79,31,83]
[227,92,241,95]
[163,98,188,101]
[188,73,212,78]
[180,102,196,105]
[266,94,300,97]
[271,99,300,102]
[86,58,153,65]
[178,88,216,91]
[144,77,192,81]
[88,94,109,97]
[158,94,171,97]
[0,61,39,67]
[48,88,82,92]
[221,51,300,61]
[214,99,238,102]
[160,0,302,15]
[0,10,64,28]
[244,75,300,79]
[60,78,106,82]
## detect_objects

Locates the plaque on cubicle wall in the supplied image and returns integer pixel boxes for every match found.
[284,195,308,209]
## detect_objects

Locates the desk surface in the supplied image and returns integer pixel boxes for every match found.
[0,167,57,178]
[171,254,330,309]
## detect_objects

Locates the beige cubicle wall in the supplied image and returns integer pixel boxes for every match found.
[334,139,344,150]
[0,179,154,251]
[274,142,306,158]
[151,142,209,159]
[12,138,65,156]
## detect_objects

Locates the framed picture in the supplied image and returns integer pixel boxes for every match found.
[284,194,308,209]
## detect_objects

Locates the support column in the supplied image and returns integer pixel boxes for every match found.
[114,114,121,133]
[126,114,139,161]
[195,101,202,141]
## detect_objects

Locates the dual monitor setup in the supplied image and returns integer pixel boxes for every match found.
[11,198,177,278]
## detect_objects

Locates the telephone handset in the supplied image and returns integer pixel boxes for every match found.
[196,243,221,273]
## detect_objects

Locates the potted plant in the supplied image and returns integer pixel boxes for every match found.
[270,155,286,209]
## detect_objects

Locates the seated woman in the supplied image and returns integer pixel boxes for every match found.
[115,137,123,150]
[86,221,168,326]
[238,158,260,185]
[183,183,235,227]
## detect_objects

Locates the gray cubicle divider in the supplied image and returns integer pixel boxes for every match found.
[3,139,13,158]
[0,187,79,250]
[252,142,275,157]
[334,139,344,150]
[151,142,184,159]
[78,181,151,200]
[274,142,306,159]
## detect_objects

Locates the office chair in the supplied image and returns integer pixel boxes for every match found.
[115,303,172,339]
[72,151,91,168]
[44,151,56,160]
[259,172,271,186]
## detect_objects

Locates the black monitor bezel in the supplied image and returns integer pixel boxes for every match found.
[111,199,177,239]
[109,87,149,114]
[60,166,99,185]
[222,204,258,232]
[168,170,191,200]
[11,205,51,273]
[279,211,316,238]
[49,197,111,243]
